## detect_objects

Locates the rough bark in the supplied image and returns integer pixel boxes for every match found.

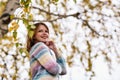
[0,0,19,38]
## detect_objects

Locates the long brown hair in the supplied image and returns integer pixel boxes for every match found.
[27,22,49,52]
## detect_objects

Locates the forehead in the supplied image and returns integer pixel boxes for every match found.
[36,25,48,30]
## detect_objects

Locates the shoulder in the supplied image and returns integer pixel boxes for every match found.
[30,42,48,53]
[35,42,44,46]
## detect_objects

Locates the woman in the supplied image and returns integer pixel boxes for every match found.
[27,23,67,80]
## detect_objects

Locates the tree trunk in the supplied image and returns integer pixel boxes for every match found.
[0,0,19,38]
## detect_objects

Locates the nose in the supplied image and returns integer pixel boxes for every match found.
[43,31,48,35]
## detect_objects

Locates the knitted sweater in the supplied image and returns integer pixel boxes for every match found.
[29,42,66,80]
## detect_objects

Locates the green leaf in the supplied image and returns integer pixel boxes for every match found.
[23,18,28,25]
[16,43,19,47]
[15,43,22,47]
[54,0,59,2]
[19,48,23,54]
[74,0,76,3]
[27,25,31,30]
[20,0,31,8]
[10,14,14,19]
[31,25,36,29]
[13,31,17,39]
[28,30,34,38]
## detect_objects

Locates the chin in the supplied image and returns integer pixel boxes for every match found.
[40,41,46,43]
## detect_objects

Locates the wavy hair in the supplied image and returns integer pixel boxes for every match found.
[27,23,49,52]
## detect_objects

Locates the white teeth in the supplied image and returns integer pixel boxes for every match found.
[41,36,47,39]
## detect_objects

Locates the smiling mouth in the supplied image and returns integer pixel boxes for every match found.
[41,36,48,39]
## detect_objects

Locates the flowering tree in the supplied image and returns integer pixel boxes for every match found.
[0,0,120,80]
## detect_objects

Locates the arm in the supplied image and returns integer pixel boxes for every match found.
[45,41,67,75]
[31,42,62,75]
[56,53,67,75]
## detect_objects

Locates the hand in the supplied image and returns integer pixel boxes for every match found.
[45,40,61,58]
[45,40,55,50]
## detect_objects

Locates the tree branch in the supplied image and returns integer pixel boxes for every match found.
[31,6,101,37]
[83,20,100,36]
[31,6,80,18]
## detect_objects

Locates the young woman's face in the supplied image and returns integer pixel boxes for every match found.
[34,25,49,43]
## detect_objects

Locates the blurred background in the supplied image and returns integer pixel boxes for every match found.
[0,0,120,80]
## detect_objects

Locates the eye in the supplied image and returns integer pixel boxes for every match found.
[45,30,49,33]
[38,30,43,32]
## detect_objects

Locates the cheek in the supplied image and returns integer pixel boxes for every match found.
[36,33,41,37]
[46,33,49,36]
[34,33,41,39]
